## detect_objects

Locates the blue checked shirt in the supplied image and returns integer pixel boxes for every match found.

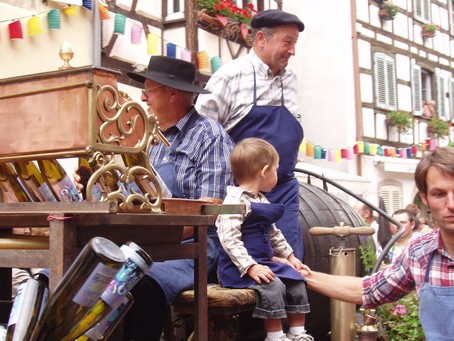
[148,107,234,199]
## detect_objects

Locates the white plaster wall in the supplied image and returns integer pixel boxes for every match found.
[284,0,358,177]
[0,2,94,78]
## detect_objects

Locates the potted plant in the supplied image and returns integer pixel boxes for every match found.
[375,291,425,341]
[379,1,398,20]
[385,111,414,134]
[421,22,440,37]
[196,0,257,46]
[428,117,450,138]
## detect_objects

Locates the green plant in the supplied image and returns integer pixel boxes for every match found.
[358,237,377,275]
[376,291,425,341]
[197,0,257,26]
[422,22,440,33]
[428,117,450,138]
[385,111,413,134]
[380,1,398,17]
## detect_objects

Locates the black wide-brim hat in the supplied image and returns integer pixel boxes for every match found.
[127,56,210,94]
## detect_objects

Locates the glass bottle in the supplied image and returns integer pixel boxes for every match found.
[29,237,125,341]
[63,241,152,340]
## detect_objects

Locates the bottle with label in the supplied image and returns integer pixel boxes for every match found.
[77,157,104,201]
[122,152,172,198]
[29,237,125,341]
[63,241,152,340]
[77,292,134,341]
[6,274,49,341]
[13,161,57,202]
[0,163,32,203]
[37,159,82,202]
[5,281,27,341]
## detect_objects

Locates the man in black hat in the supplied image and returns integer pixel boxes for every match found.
[75,56,234,340]
[196,11,307,335]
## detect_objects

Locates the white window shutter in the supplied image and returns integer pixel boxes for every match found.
[387,61,397,109]
[379,185,402,214]
[412,65,422,115]
[449,78,454,121]
[437,75,447,119]
[374,53,396,110]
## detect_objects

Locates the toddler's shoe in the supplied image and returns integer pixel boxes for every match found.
[264,335,291,341]
[286,331,314,341]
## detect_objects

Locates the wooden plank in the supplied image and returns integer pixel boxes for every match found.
[0,250,49,268]
[0,201,118,214]
[202,204,246,215]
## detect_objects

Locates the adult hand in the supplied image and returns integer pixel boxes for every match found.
[287,253,311,273]
[247,264,275,285]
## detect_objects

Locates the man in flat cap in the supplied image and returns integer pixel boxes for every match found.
[195,4,306,318]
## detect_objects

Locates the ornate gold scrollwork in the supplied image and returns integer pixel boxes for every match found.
[87,86,170,213]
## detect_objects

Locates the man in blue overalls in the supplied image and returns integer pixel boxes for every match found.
[196,9,306,260]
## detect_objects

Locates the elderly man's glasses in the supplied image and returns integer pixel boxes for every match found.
[142,85,162,98]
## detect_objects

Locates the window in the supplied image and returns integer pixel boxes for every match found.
[414,0,431,21]
[374,52,397,110]
[379,185,402,215]
[421,69,436,118]
[411,64,423,116]
[165,0,184,21]
[421,69,433,102]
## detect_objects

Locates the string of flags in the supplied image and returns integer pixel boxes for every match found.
[1,0,224,75]
[300,138,438,163]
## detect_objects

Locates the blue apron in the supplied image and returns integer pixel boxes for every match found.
[218,202,305,288]
[229,67,305,260]
[145,122,219,304]
[418,251,454,340]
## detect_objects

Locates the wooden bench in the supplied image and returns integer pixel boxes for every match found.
[172,284,258,341]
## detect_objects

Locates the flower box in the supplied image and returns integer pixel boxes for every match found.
[196,9,253,47]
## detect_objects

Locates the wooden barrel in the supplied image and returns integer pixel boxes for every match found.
[299,182,367,339]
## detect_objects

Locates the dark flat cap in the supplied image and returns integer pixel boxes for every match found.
[251,9,304,32]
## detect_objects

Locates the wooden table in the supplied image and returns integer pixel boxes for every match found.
[0,201,227,341]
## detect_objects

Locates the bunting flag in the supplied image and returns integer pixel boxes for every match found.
[47,8,61,30]
[130,23,142,44]
[147,33,159,55]
[196,51,210,72]
[82,0,92,10]
[114,13,126,34]
[166,42,176,58]
[299,137,438,163]
[63,5,78,16]
[28,16,43,36]
[180,49,192,62]
[9,20,23,40]
[98,3,110,20]
[0,4,226,74]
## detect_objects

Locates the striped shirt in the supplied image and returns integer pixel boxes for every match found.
[195,49,301,132]
[148,107,233,199]
[362,229,454,308]
[216,186,294,276]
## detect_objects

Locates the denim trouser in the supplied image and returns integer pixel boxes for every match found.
[250,278,310,319]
